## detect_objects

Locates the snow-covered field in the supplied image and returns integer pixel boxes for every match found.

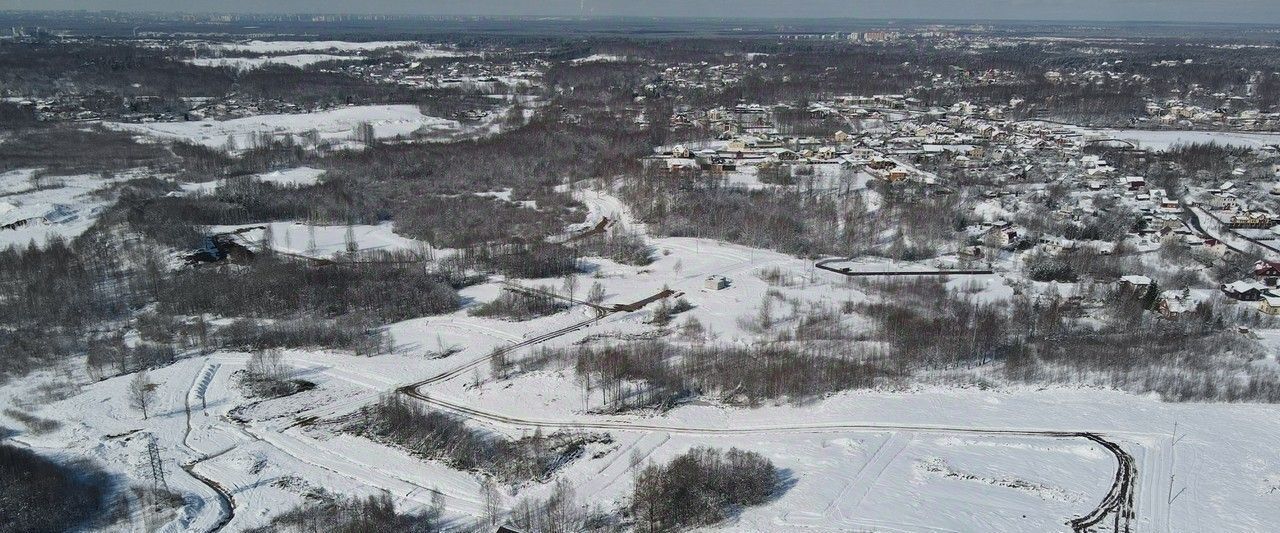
[1086,128,1280,150]
[186,54,360,70]
[209,40,417,54]
[5,186,1280,532]
[105,105,462,150]
[9,328,1278,532]
[0,169,125,248]
[571,53,629,64]
[209,221,427,259]
[180,167,327,195]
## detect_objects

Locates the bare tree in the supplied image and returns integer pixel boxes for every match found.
[480,476,501,526]
[586,282,606,306]
[128,370,157,420]
[246,349,288,383]
[260,224,275,258]
[562,273,578,303]
[345,224,358,256]
[490,347,510,380]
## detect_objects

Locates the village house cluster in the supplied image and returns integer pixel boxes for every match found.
[644,93,1280,321]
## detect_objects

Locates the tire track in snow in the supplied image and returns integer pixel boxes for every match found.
[397,299,1139,533]
[835,431,913,524]
[181,362,235,533]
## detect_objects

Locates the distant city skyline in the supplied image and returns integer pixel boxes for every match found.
[2,0,1280,25]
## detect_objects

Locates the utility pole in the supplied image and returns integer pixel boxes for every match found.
[1168,422,1186,506]
[146,435,168,493]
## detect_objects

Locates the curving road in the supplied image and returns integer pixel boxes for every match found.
[396,289,1136,533]
[180,185,1137,532]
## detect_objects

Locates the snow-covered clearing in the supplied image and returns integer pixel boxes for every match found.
[11,336,1277,532]
[209,40,416,54]
[104,105,462,151]
[254,167,326,188]
[406,46,469,59]
[208,221,428,259]
[0,169,127,248]
[186,54,360,70]
[6,188,1280,532]
[1085,128,1280,150]
[571,54,629,64]
[180,167,328,196]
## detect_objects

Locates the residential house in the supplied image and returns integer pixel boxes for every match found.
[1262,294,1280,315]
[1222,280,1267,301]
[1227,211,1275,229]
[1155,290,1205,318]
[1119,275,1153,291]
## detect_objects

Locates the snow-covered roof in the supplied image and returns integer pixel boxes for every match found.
[1120,275,1152,286]
[1224,280,1266,293]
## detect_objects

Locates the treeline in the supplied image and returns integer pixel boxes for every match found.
[156,258,462,323]
[0,223,423,380]
[620,172,845,258]
[618,167,949,260]
[0,125,171,174]
[0,41,456,109]
[0,71,659,383]
[856,277,1280,403]
[0,41,234,99]
[0,232,144,380]
[448,242,582,279]
[145,110,651,253]
[200,318,390,356]
[503,273,1280,405]
[530,341,889,411]
[311,111,650,248]
[351,395,599,484]
[245,491,444,533]
[498,446,782,533]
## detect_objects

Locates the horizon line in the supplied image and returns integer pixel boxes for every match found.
[2,9,1280,27]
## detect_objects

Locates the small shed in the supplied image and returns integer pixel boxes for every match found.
[704,275,730,290]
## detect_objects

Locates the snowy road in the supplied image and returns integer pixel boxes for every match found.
[166,187,1146,532]
[395,296,1140,533]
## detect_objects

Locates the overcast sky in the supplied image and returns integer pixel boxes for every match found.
[3,0,1279,24]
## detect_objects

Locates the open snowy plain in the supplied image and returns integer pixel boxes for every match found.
[2,177,1278,532]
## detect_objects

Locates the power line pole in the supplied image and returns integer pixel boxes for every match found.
[146,435,168,492]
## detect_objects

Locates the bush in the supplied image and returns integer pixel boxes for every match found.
[1024,253,1077,282]
[757,163,795,185]
[579,230,653,266]
[631,446,782,532]
[237,350,315,399]
[472,287,568,321]
[351,395,601,484]
[563,341,888,410]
